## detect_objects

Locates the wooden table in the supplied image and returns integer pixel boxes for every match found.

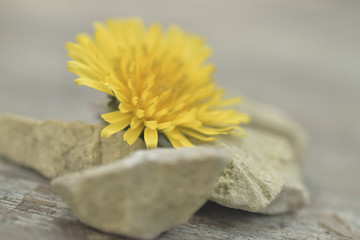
[1,1,359,239]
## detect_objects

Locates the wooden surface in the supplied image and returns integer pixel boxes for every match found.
[0,1,359,239]
[1,158,359,240]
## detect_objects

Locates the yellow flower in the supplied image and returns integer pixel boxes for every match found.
[66,18,250,149]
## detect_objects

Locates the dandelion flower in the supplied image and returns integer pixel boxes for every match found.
[66,18,250,149]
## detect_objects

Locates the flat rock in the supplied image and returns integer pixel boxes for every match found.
[210,128,309,214]
[51,147,230,239]
[0,114,146,179]
[201,99,310,214]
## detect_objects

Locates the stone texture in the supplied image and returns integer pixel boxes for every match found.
[0,114,146,179]
[210,128,309,215]
[51,147,230,239]
[194,99,310,215]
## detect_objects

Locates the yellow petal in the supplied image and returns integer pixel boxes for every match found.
[67,60,99,80]
[101,111,131,123]
[153,108,169,119]
[164,129,193,148]
[179,128,215,142]
[164,135,184,148]
[171,111,196,125]
[113,88,131,104]
[119,103,133,113]
[130,117,142,129]
[135,108,145,118]
[144,128,158,149]
[157,122,174,131]
[74,78,112,95]
[101,118,131,138]
[123,123,145,145]
[144,120,158,129]
[145,96,159,118]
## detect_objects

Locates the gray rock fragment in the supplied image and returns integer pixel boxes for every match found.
[0,114,146,179]
[51,147,230,239]
[210,129,309,214]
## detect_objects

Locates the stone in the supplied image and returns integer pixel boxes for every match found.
[51,147,230,239]
[209,128,309,214]
[0,114,146,179]
[196,99,310,215]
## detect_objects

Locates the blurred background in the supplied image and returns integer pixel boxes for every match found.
[0,0,359,216]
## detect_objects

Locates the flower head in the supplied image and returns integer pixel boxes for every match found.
[66,18,249,149]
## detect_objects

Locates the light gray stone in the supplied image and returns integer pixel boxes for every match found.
[0,114,146,179]
[51,147,230,239]
[182,98,310,214]
[194,98,310,215]
[210,129,309,214]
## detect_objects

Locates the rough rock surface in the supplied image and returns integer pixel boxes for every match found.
[210,129,309,214]
[199,98,310,214]
[51,147,230,239]
[0,114,146,179]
